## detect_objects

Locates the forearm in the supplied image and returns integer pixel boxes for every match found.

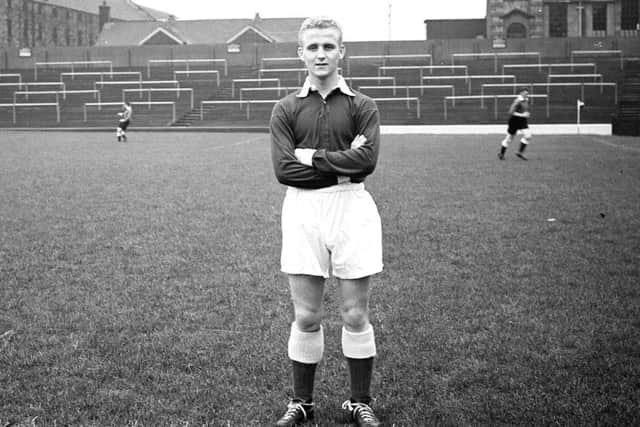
[274,157,339,188]
[311,109,380,176]
[270,107,339,189]
[311,145,377,176]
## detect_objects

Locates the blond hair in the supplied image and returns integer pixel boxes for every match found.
[298,16,343,45]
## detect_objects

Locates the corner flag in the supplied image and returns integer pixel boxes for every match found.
[577,99,585,108]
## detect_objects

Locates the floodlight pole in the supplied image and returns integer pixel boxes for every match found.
[388,1,392,41]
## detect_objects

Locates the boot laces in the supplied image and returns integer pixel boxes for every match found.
[342,400,376,422]
[284,401,308,421]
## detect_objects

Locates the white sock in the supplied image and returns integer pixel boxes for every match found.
[288,322,324,364]
[342,324,376,359]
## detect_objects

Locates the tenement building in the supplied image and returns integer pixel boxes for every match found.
[0,0,169,48]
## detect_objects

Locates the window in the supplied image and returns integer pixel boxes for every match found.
[23,18,29,44]
[77,31,82,46]
[621,0,639,30]
[52,27,58,43]
[507,22,527,38]
[6,19,11,42]
[23,0,30,44]
[52,7,57,18]
[549,3,567,37]
[8,0,12,9]
[65,28,71,46]
[38,24,43,41]
[592,3,607,32]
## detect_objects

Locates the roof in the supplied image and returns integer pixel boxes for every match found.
[95,17,304,46]
[44,0,171,21]
[501,8,534,19]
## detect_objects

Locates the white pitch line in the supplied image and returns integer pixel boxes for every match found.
[206,135,266,151]
[232,135,268,146]
[590,136,640,153]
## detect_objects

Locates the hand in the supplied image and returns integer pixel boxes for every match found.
[294,148,316,166]
[351,134,367,149]
[523,112,530,118]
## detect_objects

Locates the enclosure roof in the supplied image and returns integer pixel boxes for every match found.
[96,17,304,46]
[43,0,171,21]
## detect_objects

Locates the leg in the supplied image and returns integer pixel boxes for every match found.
[277,274,324,427]
[517,128,532,160]
[499,133,513,160]
[289,275,325,402]
[340,276,381,426]
[340,276,375,403]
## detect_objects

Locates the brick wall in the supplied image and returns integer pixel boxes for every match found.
[0,0,100,48]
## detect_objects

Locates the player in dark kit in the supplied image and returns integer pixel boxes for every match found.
[270,16,383,427]
[116,101,132,142]
[499,88,532,160]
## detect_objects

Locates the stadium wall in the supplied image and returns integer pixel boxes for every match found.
[1,36,639,70]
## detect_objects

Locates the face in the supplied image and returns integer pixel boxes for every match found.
[298,27,345,82]
[520,90,529,101]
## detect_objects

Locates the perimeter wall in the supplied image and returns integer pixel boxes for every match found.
[1,37,639,70]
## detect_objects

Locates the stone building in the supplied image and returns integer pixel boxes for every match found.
[0,0,170,48]
[485,0,640,39]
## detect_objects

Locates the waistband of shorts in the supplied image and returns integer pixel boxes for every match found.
[287,182,365,194]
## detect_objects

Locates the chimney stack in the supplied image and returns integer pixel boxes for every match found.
[99,1,111,31]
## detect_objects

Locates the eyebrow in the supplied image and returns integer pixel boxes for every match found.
[305,42,337,49]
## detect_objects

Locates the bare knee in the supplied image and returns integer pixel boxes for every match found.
[341,304,369,332]
[294,307,323,332]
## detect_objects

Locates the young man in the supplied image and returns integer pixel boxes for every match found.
[499,88,532,160]
[270,17,383,427]
[116,101,132,142]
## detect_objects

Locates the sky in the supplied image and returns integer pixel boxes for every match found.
[134,0,487,41]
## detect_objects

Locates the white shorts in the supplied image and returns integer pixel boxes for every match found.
[281,183,383,279]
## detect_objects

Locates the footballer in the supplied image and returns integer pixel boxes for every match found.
[270,16,383,427]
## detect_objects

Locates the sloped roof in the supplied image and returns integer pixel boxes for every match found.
[225,25,276,45]
[501,8,534,19]
[96,17,304,46]
[44,0,171,21]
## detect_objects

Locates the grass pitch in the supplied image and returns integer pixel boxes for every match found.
[1,130,639,426]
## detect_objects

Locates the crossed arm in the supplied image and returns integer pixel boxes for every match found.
[294,134,367,183]
[270,103,380,189]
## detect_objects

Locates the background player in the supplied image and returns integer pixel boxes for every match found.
[116,101,132,142]
[499,88,532,160]
[270,16,383,427]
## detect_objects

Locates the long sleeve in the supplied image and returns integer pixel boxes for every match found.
[310,101,380,177]
[270,102,338,189]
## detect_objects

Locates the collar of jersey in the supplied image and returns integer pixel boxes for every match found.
[297,76,355,98]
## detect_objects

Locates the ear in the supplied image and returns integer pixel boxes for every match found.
[339,44,346,60]
[297,45,304,60]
